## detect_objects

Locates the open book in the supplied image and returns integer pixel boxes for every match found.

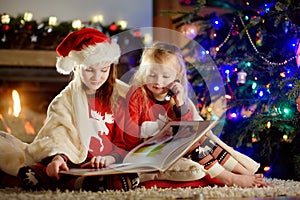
[60,120,218,176]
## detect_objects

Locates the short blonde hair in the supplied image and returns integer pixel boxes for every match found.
[131,42,188,98]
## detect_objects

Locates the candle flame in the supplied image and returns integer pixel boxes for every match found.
[12,90,21,117]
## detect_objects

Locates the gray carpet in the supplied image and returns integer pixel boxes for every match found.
[0,178,299,200]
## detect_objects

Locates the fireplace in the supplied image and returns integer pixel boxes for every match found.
[0,49,69,142]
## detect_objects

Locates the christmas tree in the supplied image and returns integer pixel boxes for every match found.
[165,0,300,180]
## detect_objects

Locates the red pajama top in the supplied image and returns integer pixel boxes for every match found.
[87,97,127,163]
[124,86,193,151]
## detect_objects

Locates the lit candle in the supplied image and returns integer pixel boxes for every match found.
[24,12,33,22]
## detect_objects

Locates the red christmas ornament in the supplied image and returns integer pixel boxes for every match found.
[25,24,32,31]
[231,25,239,36]
[134,30,140,37]
[2,24,10,31]
[109,23,118,31]
[231,29,239,36]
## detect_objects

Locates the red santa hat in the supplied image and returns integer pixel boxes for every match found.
[56,28,121,75]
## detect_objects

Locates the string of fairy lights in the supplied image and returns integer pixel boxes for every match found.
[214,16,300,66]
[239,16,299,66]
[214,17,236,53]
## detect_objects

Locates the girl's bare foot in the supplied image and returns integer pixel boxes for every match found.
[217,170,273,188]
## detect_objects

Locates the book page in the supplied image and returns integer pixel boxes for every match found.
[61,120,218,176]
[60,162,158,176]
[123,121,211,171]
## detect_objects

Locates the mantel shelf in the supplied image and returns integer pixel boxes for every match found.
[0,49,57,67]
[0,50,69,82]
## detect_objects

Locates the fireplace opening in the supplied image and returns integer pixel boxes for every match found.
[0,65,70,142]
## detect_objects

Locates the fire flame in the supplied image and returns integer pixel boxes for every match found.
[25,121,36,135]
[12,90,21,117]
[1,89,38,136]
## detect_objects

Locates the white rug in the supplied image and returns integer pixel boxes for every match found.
[0,178,299,200]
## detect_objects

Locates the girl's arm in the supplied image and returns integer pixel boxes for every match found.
[110,97,128,162]
[124,88,144,151]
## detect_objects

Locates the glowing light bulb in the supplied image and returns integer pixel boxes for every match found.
[213,86,220,91]
[117,20,127,30]
[258,90,264,97]
[72,19,82,29]
[91,15,103,23]
[230,113,237,118]
[1,14,10,24]
[24,12,33,22]
[266,121,271,128]
[264,166,270,172]
[48,16,58,26]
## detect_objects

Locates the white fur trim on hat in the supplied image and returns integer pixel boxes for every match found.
[56,41,120,75]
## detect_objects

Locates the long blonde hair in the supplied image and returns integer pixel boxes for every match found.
[130,42,188,102]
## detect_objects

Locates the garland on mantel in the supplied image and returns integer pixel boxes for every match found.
[0,14,133,50]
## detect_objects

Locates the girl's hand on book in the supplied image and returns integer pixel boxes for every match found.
[46,155,69,180]
[81,155,116,168]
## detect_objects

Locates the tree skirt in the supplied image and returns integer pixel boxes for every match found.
[0,178,299,200]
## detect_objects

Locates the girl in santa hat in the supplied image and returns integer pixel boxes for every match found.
[0,28,139,191]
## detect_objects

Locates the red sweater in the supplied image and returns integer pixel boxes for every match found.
[87,97,127,163]
[124,86,193,151]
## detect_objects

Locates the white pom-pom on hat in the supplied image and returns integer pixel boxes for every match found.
[56,56,77,75]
